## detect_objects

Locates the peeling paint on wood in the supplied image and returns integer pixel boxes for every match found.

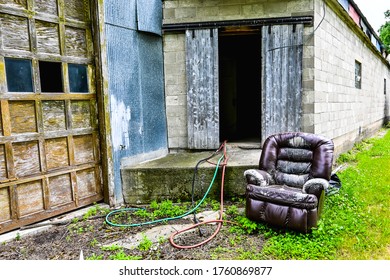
[65,27,88,57]
[0,145,6,180]
[17,180,44,217]
[35,0,58,15]
[71,100,92,129]
[0,187,11,222]
[0,0,103,233]
[13,141,41,177]
[36,20,60,55]
[0,0,27,9]
[262,24,303,142]
[45,137,69,170]
[77,168,97,198]
[74,134,95,164]
[186,28,219,149]
[48,174,72,207]
[64,0,88,22]
[9,101,37,134]
[110,95,131,152]
[42,100,66,131]
[0,14,30,51]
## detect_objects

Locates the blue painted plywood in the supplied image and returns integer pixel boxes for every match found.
[104,1,167,203]
[105,24,143,197]
[105,0,137,30]
[138,33,168,152]
[137,0,162,35]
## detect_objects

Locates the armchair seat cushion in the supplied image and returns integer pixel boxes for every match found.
[246,184,318,210]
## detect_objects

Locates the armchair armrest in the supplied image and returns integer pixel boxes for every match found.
[244,169,274,187]
[302,178,328,199]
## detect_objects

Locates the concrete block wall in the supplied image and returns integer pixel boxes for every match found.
[313,0,390,156]
[163,0,315,150]
[162,0,390,154]
[163,33,187,149]
[163,0,314,23]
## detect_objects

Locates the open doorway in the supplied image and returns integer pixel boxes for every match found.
[219,32,262,143]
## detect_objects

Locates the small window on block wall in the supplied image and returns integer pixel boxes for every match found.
[355,60,362,89]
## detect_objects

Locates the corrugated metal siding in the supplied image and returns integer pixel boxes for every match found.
[138,32,167,152]
[104,0,167,202]
[261,24,303,143]
[105,25,142,199]
[186,29,219,149]
[105,0,161,35]
[105,0,137,29]
[137,0,162,35]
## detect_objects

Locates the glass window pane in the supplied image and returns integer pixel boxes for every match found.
[68,64,88,93]
[5,58,34,92]
[355,60,362,89]
[39,61,63,93]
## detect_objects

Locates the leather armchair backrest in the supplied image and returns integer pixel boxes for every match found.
[259,132,334,188]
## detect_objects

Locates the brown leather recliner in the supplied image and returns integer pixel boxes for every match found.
[244,132,334,233]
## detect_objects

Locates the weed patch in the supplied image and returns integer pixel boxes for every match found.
[1,130,388,260]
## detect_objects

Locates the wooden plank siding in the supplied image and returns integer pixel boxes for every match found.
[0,0,103,233]
[261,24,303,143]
[186,28,219,149]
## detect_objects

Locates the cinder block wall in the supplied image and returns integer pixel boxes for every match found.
[163,0,315,150]
[163,0,390,155]
[313,0,390,156]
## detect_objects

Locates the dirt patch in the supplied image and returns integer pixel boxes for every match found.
[0,202,266,260]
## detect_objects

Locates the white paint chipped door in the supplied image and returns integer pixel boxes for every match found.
[186,28,219,149]
[0,0,103,234]
[261,24,304,143]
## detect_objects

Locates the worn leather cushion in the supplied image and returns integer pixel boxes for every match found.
[245,198,318,233]
[246,184,318,210]
[259,132,334,181]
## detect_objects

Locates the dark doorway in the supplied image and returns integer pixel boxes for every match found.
[219,33,261,142]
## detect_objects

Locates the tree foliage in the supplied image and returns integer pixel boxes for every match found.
[379,10,390,51]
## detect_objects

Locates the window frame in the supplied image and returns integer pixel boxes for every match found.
[355,60,362,89]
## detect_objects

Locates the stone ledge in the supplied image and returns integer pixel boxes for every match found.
[121,145,261,204]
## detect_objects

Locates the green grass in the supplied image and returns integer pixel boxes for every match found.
[83,130,389,260]
[86,244,142,260]
[335,129,390,259]
[253,129,390,260]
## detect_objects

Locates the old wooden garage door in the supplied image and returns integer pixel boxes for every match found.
[0,0,103,233]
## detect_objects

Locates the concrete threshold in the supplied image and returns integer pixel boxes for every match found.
[120,143,261,204]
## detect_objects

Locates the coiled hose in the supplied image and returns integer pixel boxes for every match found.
[105,141,229,248]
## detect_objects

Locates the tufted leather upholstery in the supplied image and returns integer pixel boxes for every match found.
[244,132,334,233]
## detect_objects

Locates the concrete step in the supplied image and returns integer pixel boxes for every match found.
[120,144,261,204]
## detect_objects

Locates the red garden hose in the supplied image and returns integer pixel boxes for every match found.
[169,141,229,249]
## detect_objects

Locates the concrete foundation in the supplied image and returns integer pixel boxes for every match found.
[121,144,261,204]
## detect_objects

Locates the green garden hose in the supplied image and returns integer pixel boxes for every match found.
[105,154,225,228]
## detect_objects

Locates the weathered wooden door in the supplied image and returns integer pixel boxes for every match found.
[261,24,303,142]
[0,0,103,233]
[186,28,219,149]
